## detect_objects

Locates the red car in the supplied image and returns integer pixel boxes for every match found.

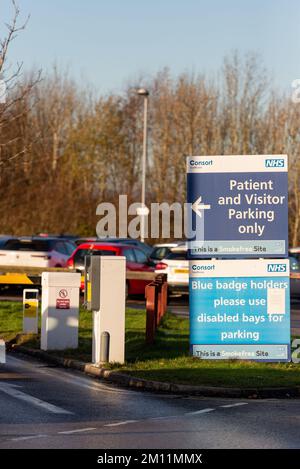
[67,242,154,295]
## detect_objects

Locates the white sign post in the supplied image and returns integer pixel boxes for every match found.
[92,257,126,365]
[41,272,81,351]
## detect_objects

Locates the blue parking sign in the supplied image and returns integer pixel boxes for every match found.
[187,155,288,258]
[189,259,290,361]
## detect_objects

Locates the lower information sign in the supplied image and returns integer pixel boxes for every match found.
[189,259,290,361]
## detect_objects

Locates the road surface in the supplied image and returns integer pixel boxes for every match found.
[0,353,300,449]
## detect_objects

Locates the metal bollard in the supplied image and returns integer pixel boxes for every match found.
[100,331,110,363]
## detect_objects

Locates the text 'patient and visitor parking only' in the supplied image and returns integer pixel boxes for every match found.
[187,154,288,258]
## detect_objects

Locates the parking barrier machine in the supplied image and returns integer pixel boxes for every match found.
[41,272,81,351]
[84,255,126,364]
[23,288,39,334]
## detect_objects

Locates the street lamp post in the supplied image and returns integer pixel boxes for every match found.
[137,88,149,243]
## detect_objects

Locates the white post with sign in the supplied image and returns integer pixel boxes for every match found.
[92,256,126,365]
[41,272,81,351]
[23,289,39,334]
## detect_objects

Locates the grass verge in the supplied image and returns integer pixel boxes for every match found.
[1,301,300,388]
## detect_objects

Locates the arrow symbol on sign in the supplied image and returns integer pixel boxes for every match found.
[192,196,211,218]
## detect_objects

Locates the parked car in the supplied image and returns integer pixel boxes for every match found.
[149,243,179,265]
[67,242,155,295]
[155,244,189,295]
[0,237,76,268]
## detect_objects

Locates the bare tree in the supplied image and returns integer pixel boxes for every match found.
[0,0,40,168]
[0,43,299,243]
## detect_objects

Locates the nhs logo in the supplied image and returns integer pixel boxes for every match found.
[267,264,287,273]
[265,159,285,168]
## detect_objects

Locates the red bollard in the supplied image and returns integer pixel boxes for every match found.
[145,274,168,343]
[145,283,158,344]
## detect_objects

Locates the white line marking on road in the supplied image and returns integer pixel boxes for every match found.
[220,403,248,408]
[8,355,201,401]
[185,408,215,416]
[0,383,73,415]
[58,427,96,435]
[104,420,138,427]
[10,434,48,442]
[7,355,132,396]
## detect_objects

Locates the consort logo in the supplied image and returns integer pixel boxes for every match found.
[189,159,213,167]
[192,264,215,271]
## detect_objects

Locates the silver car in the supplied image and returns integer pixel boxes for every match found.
[0,237,76,268]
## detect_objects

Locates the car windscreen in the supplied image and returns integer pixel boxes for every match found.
[166,251,187,261]
[2,239,53,251]
[0,238,13,248]
[151,247,171,260]
[290,252,300,263]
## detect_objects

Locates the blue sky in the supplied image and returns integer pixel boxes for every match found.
[2,0,300,94]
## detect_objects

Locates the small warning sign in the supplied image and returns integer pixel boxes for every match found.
[56,298,70,309]
[59,289,68,299]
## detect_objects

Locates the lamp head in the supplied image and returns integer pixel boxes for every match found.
[137,88,149,97]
